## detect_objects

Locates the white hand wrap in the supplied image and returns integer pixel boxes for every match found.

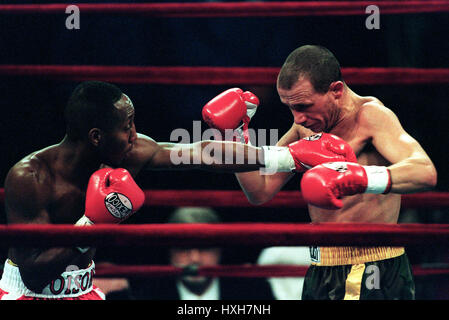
[363,165,392,194]
[261,146,295,174]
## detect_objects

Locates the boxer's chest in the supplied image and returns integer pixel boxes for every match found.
[349,137,390,167]
[332,125,390,167]
[49,181,86,224]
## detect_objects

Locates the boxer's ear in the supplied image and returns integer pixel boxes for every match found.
[88,128,102,147]
[328,81,344,99]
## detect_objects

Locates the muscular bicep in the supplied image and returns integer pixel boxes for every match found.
[363,105,431,164]
[4,165,52,225]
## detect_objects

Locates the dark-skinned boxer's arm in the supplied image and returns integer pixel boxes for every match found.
[121,133,263,173]
[124,131,357,177]
[145,139,264,172]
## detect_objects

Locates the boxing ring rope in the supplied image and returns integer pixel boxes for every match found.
[0,66,448,85]
[2,1,448,86]
[1,189,449,209]
[0,223,448,278]
[1,1,448,17]
[139,190,449,209]
[0,223,448,247]
[93,263,449,278]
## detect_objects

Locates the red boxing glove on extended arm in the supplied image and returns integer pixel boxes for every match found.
[77,168,145,225]
[202,88,259,143]
[300,162,392,210]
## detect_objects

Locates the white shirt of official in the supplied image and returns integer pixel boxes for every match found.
[177,278,220,300]
[257,246,310,300]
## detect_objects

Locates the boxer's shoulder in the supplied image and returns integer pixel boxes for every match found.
[358,95,390,115]
[358,98,397,130]
[6,149,54,208]
[359,95,384,106]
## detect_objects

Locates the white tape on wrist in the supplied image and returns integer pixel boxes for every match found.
[74,215,94,254]
[261,146,295,173]
[364,166,391,194]
[75,215,94,226]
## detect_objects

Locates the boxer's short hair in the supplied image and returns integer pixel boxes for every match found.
[65,81,123,140]
[277,45,342,93]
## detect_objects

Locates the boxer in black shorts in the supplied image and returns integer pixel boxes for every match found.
[302,247,415,300]
[220,45,437,300]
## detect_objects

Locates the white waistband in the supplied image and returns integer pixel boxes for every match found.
[0,259,96,298]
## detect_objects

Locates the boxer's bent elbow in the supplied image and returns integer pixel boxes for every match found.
[424,163,438,189]
[410,162,438,192]
[245,191,274,206]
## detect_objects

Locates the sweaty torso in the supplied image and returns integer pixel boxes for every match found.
[7,146,96,268]
[298,97,401,223]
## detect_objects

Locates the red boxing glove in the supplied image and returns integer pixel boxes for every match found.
[76,168,145,225]
[289,133,357,172]
[300,162,392,210]
[261,133,356,174]
[202,88,259,143]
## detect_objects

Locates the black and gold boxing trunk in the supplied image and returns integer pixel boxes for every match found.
[302,246,415,300]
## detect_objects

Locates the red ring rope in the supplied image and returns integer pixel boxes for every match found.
[0,2,448,17]
[139,190,449,209]
[93,263,449,278]
[0,223,447,247]
[3,190,448,209]
[0,65,448,85]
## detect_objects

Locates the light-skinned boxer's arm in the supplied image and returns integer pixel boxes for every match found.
[200,87,280,204]
[4,162,91,292]
[233,123,355,205]
[363,103,437,192]
[301,104,437,209]
[234,124,299,205]
[201,89,357,205]
[202,89,301,204]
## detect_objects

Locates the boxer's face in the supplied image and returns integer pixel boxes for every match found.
[99,94,137,166]
[277,77,341,132]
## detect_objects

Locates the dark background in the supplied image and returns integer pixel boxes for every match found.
[0,0,448,299]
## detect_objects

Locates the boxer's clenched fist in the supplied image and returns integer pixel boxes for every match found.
[300,162,392,209]
[76,168,145,225]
